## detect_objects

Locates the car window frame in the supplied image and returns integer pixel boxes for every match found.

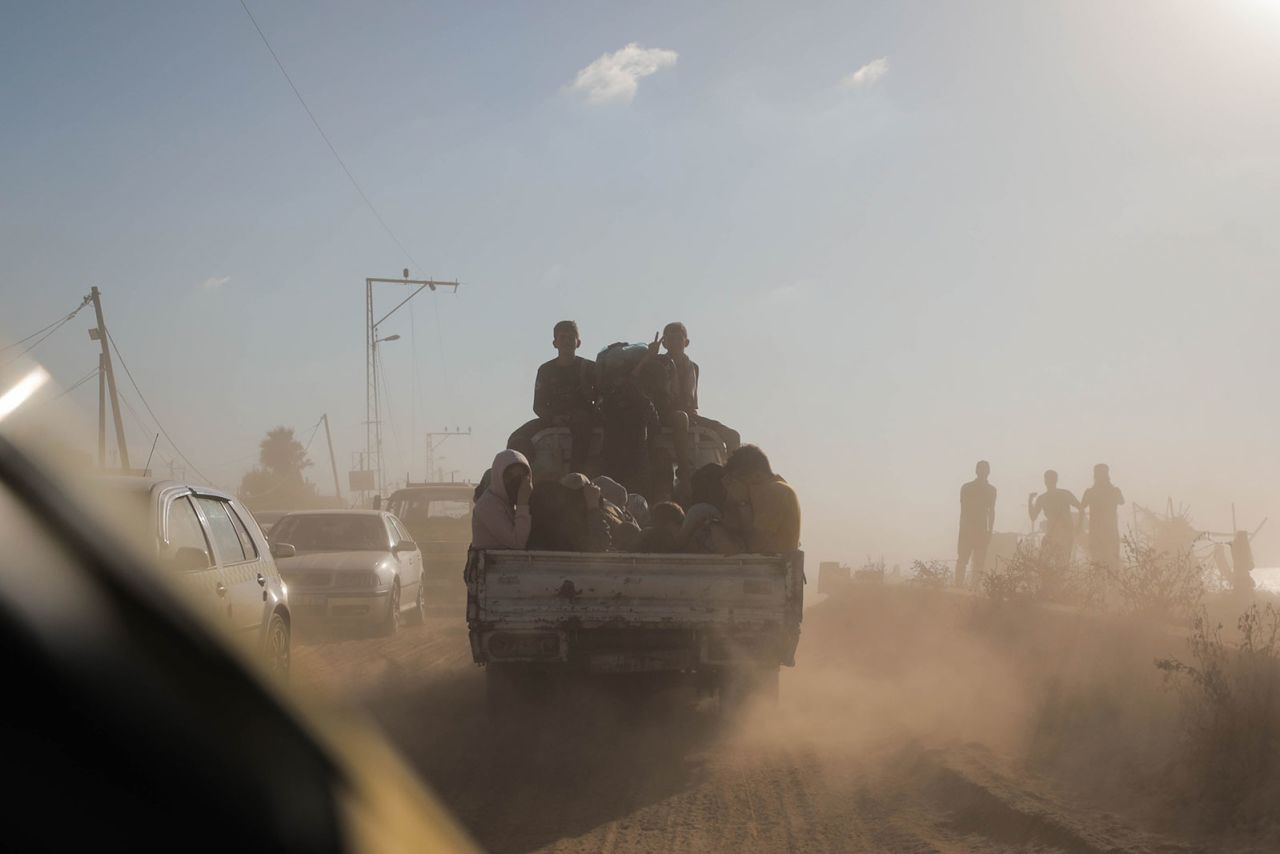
[194,495,252,567]
[161,493,215,572]
[382,515,403,548]
[225,502,261,560]
[389,516,414,546]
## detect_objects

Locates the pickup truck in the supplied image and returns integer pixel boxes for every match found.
[383,482,474,604]
[465,548,804,710]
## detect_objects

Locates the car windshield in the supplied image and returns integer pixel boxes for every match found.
[271,515,388,552]
[388,493,472,529]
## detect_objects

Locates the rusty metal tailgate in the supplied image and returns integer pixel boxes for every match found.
[469,550,801,630]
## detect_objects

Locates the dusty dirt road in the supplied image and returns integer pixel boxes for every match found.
[294,588,1231,853]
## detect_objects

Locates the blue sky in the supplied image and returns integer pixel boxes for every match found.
[3,1,1279,565]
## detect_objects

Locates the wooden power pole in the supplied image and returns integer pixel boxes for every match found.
[97,352,107,467]
[321,413,343,503]
[88,287,129,470]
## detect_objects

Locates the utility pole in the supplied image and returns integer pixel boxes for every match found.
[321,413,342,503]
[365,270,460,497]
[425,427,471,483]
[88,287,129,470]
[97,353,106,467]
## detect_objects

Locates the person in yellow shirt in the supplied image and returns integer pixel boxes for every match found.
[722,445,800,553]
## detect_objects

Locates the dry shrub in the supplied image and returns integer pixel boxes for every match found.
[1107,535,1207,621]
[909,559,951,588]
[980,542,1104,608]
[1157,603,1280,830]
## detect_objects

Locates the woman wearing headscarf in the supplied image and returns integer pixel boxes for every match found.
[471,449,533,549]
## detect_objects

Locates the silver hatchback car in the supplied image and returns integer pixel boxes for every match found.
[99,477,292,676]
[269,510,424,637]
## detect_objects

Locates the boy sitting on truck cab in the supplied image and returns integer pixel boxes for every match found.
[633,322,741,484]
[508,320,599,474]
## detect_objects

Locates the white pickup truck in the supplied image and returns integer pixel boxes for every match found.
[465,548,805,709]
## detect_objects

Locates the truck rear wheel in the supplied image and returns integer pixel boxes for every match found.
[716,665,779,715]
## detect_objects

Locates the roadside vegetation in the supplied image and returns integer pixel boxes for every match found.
[1157,603,1280,830]
[899,509,1279,840]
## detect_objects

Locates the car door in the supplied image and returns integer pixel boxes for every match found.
[195,495,268,639]
[389,514,423,600]
[159,493,227,624]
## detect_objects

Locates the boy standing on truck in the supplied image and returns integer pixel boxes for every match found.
[508,320,599,474]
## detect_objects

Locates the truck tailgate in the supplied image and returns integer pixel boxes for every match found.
[469,550,801,629]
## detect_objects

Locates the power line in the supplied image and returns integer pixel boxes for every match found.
[104,328,210,484]
[116,389,178,474]
[48,366,101,402]
[237,0,419,270]
[0,297,92,367]
[301,415,324,453]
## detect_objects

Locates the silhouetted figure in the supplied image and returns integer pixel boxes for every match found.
[637,501,687,553]
[508,320,599,474]
[1028,470,1080,564]
[527,473,610,552]
[722,445,801,553]
[1079,463,1125,570]
[957,460,996,588]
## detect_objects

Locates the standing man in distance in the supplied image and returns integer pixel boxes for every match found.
[1028,470,1081,565]
[1079,463,1125,570]
[957,460,996,588]
[507,320,599,475]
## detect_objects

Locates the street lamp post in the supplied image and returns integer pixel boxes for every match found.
[364,271,458,504]
[371,333,400,497]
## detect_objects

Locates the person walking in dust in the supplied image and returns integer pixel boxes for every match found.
[956,461,996,589]
[1079,463,1125,571]
[1028,470,1080,565]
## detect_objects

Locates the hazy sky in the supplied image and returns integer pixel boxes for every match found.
[3,1,1278,566]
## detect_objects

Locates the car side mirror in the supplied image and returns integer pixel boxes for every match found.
[168,546,209,573]
[392,539,417,555]
[270,542,297,560]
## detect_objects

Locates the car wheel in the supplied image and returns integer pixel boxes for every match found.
[379,581,400,637]
[404,581,425,626]
[264,612,290,679]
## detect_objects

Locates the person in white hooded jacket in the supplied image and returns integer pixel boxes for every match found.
[471,449,533,549]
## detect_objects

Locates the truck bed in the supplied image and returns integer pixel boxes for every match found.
[466,550,804,673]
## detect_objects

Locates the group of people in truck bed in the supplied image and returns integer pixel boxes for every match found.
[471,319,801,555]
[471,444,800,555]
[507,319,740,496]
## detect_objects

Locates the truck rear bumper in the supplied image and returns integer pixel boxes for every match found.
[470,625,792,674]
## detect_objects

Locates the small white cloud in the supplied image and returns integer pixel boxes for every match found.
[569,43,678,105]
[842,57,889,89]
[201,276,231,289]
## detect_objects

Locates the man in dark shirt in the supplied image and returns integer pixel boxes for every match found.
[507,320,598,473]
[957,460,996,588]
[1029,469,1081,565]
[1080,463,1125,570]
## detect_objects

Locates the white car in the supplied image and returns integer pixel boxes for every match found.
[97,477,292,677]
[270,510,424,636]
